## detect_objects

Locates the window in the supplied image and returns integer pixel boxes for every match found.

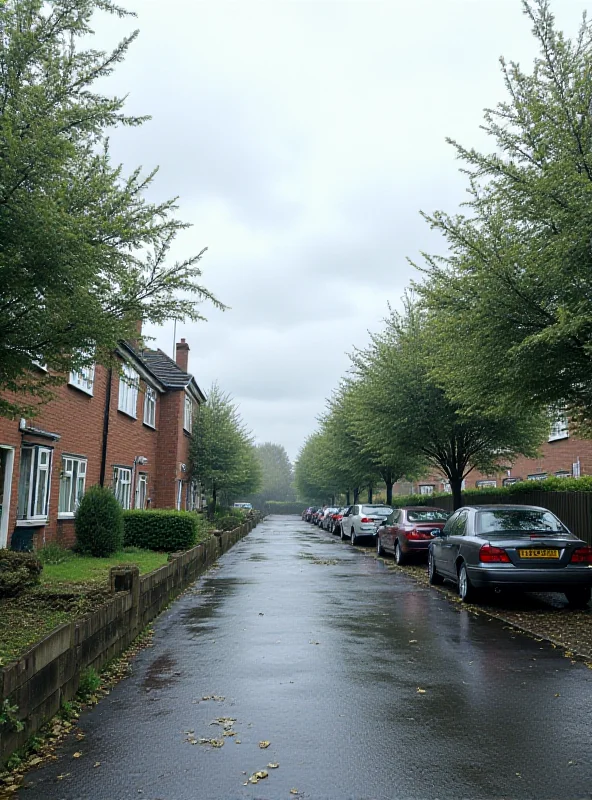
[549,415,569,442]
[118,364,139,418]
[69,364,95,395]
[528,473,548,482]
[183,394,193,433]
[476,480,497,489]
[503,477,520,487]
[135,472,148,509]
[143,387,157,428]
[555,470,571,479]
[58,457,87,516]
[419,485,434,495]
[452,511,468,536]
[17,446,53,522]
[113,467,132,509]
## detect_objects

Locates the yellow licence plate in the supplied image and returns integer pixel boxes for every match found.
[519,549,560,559]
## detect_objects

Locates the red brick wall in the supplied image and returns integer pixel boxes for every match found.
[153,391,192,509]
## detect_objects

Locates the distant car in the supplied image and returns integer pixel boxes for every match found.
[377,507,450,564]
[330,508,346,535]
[341,504,393,545]
[428,504,592,607]
[312,508,325,525]
[321,507,339,531]
[233,502,253,511]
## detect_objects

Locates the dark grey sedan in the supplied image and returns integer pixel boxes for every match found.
[428,505,592,607]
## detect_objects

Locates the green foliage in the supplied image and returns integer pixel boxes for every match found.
[248,443,295,505]
[77,668,101,701]
[416,0,592,422]
[190,384,261,513]
[0,0,222,418]
[36,543,73,565]
[0,699,24,732]
[0,550,42,597]
[75,485,124,557]
[123,510,201,552]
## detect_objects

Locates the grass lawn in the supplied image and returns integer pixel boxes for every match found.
[41,549,169,586]
[0,549,169,665]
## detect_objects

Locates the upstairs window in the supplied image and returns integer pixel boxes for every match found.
[113,466,132,509]
[69,364,95,395]
[17,446,53,522]
[184,394,193,433]
[58,457,87,516]
[143,387,157,428]
[118,364,139,418]
[549,415,569,442]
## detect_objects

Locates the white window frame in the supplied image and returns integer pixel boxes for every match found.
[419,485,434,495]
[58,456,87,517]
[476,480,497,489]
[69,364,95,396]
[113,466,132,509]
[135,472,148,509]
[118,364,139,418]
[16,445,53,524]
[176,479,183,510]
[549,415,569,442]
[183,394,193,433]
[528,473,548,482]
[143,386,157,428]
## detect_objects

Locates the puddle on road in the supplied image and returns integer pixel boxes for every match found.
[248,552,269,561]
[142,652,180,691]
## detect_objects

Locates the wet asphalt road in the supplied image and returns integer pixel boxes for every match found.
[20,515,592,800]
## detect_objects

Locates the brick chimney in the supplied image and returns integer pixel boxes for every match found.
[176,338,190,372]
[129,319,143,351]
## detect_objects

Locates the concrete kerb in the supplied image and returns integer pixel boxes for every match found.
[0,516,260,768]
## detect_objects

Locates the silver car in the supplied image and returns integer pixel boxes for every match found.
[341,504,393,545]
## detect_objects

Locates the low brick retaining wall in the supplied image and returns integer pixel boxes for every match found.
[0,518,257,766]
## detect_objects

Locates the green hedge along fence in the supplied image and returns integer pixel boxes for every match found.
[122,510,212,552]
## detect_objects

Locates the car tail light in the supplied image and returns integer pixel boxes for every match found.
[407,528,432,540]
[336,515,343,520]
[570,547,592,564]
[479,544,511,563]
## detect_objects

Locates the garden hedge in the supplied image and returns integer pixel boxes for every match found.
[0,550,43,597]
[75,485,124,556]
[123,510,204,552]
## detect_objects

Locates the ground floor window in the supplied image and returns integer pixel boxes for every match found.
[58,456,87,516]
[135,472,148,509]
[17,445,53,522]
[113,466,132,509]
[476,480,497,489]
[419,485,434,495]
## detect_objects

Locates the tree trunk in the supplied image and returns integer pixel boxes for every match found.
[346,489,351,505]
[367,486,373,503]
[450,477,463,511]
[331,494,335,505]
[353,487,360,504]
[386,481,393,505]
[212,485,218,517]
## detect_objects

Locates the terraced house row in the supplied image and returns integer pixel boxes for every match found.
[0,335,205,550]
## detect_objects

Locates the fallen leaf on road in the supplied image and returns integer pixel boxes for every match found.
[416,688,426,694]
[235,739,241,744]
[93,762,101,768]
[56,773,71,781]
[73,752,82,758]
[267,762,279,769]
[28,758,42,766]
[290,790,300,795]
[259,740,271,748]
[198,738,224,748]
[409,640,418,643]
[309,640,320,645]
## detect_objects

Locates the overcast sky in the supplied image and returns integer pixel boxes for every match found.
[96,0,588,461]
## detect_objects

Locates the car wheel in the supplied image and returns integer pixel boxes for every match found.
[565,587,592,609]
[340,526,347,541]
[458,562,479,603]
[333,524,340,536]
[428,551,444,585]
[377,535,385,556]
[394,541,406,566]
[351,528,357,546]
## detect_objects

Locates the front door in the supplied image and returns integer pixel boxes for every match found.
[0,447,15,548]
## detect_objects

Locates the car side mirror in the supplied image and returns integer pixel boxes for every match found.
[381,520,388,527]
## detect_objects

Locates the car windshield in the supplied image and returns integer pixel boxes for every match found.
[361,506,392,517]
[407,510,450,523]
[477,509,568,535]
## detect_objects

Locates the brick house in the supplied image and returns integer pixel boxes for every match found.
[393,416,592,497]
[0,337,205,550]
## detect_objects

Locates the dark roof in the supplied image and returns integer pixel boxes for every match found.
[139,349,192,389]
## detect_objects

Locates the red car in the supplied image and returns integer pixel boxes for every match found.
[376,506,450,565]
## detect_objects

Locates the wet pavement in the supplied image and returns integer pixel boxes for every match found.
[20,516,592,799]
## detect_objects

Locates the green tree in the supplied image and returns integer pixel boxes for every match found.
[417,0,592,425]
[190,384,260,514]
[0,0,222,417]
[353,301,547,510]
[249,443,295,506]
[294,432,339,506]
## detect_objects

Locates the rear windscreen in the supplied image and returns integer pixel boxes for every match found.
[477,509,567,534]
[361,506,392,517]
[407,510,450,523]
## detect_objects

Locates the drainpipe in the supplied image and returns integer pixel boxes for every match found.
[99,368,113,487]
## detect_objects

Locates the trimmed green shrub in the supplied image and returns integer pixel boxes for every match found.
[75,485,124,557]
[123,510,202,552]
[216,517,242,532]
[0,550,43,597]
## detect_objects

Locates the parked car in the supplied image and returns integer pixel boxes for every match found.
[320,507,338,531]
[233,502,253,511]
[303,506,316,521]
[330,508,346,535]
[377,506,450,564]
[312,508,325,525]
[341,504,393,544]
[428,504,592,607]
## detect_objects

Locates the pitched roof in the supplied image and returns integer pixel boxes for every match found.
[139,348,192,389]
